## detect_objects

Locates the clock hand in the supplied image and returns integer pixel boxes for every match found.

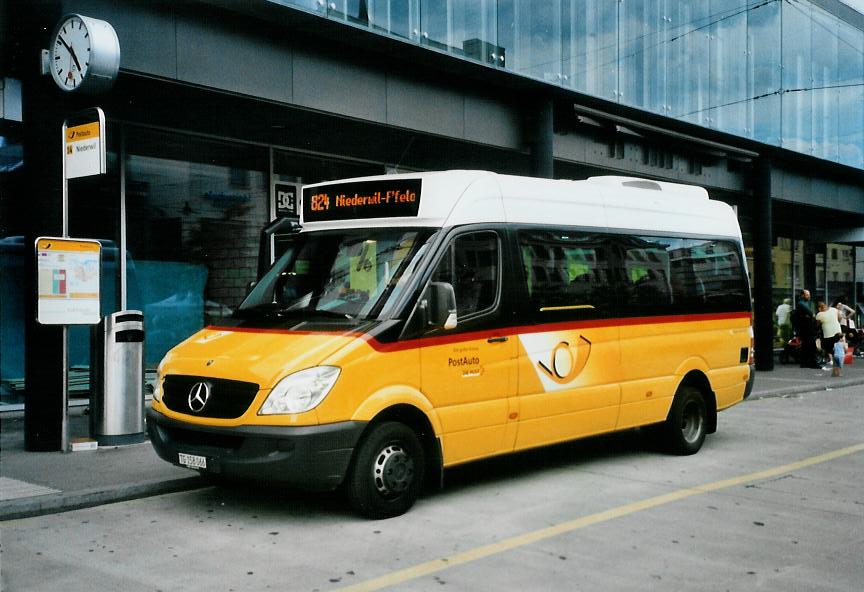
[58,36,83,72]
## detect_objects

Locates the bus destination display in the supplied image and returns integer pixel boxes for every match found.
[302,179,422,222]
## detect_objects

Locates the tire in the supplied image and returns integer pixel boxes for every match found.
[346,422,425,519]
[779,351,789,364]
[661,386,707,455]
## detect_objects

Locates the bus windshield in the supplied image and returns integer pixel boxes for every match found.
[237,228,433,321]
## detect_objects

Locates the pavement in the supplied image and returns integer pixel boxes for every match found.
[1,358,863,522]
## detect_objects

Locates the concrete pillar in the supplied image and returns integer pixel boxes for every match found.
[18,2,71,450]
[754,158,774,371]
[528,98,554,179]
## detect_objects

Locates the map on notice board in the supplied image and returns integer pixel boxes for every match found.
[36,237,101,325]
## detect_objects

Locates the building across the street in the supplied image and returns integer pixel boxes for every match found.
[1,0,863,448]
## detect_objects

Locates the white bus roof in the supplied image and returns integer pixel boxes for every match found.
[300,170,742,240]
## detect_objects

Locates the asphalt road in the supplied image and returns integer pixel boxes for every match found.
[2,384,863,592]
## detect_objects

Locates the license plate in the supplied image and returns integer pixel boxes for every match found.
[178,452,207,470]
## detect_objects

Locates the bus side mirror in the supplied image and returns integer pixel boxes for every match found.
[425,282,458,330]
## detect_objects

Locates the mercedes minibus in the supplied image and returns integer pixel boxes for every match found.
[147,171,754,518]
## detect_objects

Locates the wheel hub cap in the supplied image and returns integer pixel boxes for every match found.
[681,401,704,443]
[373,444,414,497]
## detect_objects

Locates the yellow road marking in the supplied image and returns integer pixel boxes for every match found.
[339,442,864,592]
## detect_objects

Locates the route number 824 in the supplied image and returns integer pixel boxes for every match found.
[311,193,330,211]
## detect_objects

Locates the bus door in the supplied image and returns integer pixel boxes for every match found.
[412,230,518,465]
[512,229,622,450]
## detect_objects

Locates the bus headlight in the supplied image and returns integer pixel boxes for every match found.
[259,366,341,415]
[152,369,164,403]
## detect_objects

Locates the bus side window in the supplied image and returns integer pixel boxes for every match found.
[619,237,748,316]
[675,239,748,311]
[405,231,500,337]
[620,238,673,314]
[518,229,613,321]
[432,232,499,319]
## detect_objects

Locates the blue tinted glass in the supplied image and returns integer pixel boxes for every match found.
[367,1,415,38]
[563,0,617,100]
[420,0,448,50]
[619,0,665,112]
[709,0,748,134]
[837,21,864,168]
[297,0,863,169]
[782,0,813,154]
[417,0,495,57]
[498,1,561,82]
[747,0,781,144]
[811,7,839,161]
[666,2,710,124]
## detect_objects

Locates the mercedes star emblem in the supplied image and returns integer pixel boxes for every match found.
[187,382,212,413]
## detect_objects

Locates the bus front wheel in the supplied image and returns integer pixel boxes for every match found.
[347,421,425,519]
[662,386,707,455]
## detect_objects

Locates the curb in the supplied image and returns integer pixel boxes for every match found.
[0,476,209,521]
[748,377,864,401]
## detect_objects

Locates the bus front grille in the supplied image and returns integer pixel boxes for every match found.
[162,375,260,419]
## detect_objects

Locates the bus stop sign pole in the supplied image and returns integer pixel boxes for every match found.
[36,107,106,451]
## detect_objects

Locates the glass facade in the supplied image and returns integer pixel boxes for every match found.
[279,0,864,169]
[124,129,270,369]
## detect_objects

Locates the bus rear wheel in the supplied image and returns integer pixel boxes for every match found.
[662,386,707,455]
[347,421,425,519]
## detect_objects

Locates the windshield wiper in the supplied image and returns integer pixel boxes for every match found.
[234,303,356,321]
[234,303,305,319]
[309,309,356,320]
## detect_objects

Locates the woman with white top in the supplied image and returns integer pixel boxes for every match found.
[816,301,842,367]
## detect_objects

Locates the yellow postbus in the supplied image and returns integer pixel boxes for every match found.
[147,171,754,518]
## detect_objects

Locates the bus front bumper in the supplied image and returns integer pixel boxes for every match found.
[146,408,367,491]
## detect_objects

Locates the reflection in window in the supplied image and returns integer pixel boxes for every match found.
[622,238,673,311]
[125,129,268,368]
[837,18,864,168]
[368,0,413,38]
[812,7,839,161]
[747,0,782,145]
[619,0,665,112]
[782,0,813,154]
[430,232,499,318]
[709,0,748,134]
[419,0,498,63]
[498,1,561,82]
[622,236,749,315]
[563,0,617,98]
[304,0,863,168]
[667,2,709,125]
[519,229,613,319]
[243,228,427,320]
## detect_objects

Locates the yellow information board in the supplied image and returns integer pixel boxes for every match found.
[36,237,102,325]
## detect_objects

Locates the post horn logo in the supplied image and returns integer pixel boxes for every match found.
[537,336,592,384]
[187,382,212,413]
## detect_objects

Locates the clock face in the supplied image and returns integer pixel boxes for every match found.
[51,15,92,91]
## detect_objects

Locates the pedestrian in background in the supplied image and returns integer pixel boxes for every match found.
[776,297,793,344]
[776,298,792,327]
[832,335,847,377]
[792,289,819,368]
[816,301,842,368]
[834,297,855,336]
